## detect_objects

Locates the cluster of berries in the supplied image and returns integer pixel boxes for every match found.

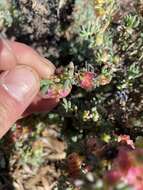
[105,146,143,190]
[40,64,111,99]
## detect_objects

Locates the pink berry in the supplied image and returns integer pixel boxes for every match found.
[80,72,95,90]
[105,170,122,185]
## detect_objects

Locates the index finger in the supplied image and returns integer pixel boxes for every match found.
[0,39,55,79]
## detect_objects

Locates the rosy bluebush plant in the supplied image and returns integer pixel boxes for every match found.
[40,63,74,99]
[105,148,143,190]
[40,63,112,99]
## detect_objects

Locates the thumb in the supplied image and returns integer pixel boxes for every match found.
[0,66,40,138]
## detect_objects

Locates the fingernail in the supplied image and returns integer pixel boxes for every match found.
[0,66,39,102]
[41,57,56,76]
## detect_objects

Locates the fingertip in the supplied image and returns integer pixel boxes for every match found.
[9,41,56,78]
[40,57,56,78]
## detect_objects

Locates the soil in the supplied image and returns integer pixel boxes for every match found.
[7,0,74,64]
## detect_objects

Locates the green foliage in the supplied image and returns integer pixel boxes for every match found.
[128,63,142,80]
[13,123,46,167]
[124,15,140,32]
[0,0,21,29]
[20,145,44,167]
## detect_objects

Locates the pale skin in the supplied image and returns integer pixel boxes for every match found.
[0,39,59,138]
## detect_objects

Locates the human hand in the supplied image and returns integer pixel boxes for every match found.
[0,39,57,138]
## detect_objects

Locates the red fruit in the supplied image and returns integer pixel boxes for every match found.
[116,148,133,174]
[40,86,71,99]
[118,135,135,149]
[105,148,143,189]
[80,72,95,90]
[125,166,143,190]
[105,170,122,185]
[58,87,71,98]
